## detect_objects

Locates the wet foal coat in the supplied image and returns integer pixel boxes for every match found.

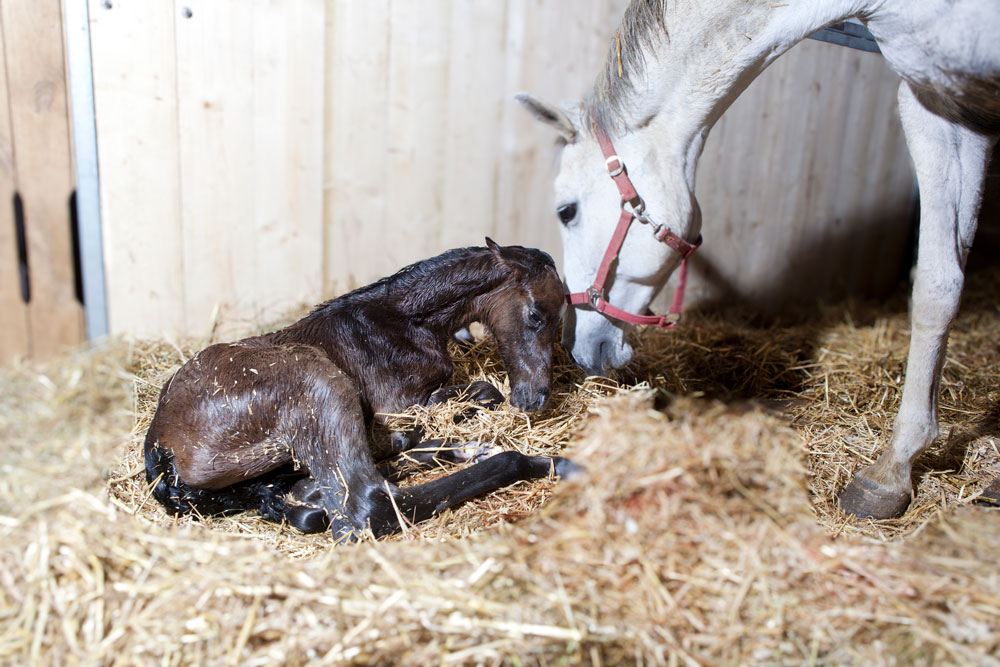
[144,241,574,540]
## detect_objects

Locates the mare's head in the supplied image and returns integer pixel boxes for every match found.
[515,93,702,377]
[479,239,564,412]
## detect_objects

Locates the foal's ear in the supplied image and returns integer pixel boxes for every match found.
[485,236,504,260]
[515,93,577,142]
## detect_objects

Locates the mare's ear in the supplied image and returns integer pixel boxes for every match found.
[515,93,577,142]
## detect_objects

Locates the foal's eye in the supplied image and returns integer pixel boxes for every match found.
[527,309,544,327]
[556,203,577,225]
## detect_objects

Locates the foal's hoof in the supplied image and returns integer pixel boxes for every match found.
[837,474,911,519]
[441,441,503,464]
[553,457,585,480]
[285,504,330,534]
[974,477,1000,507]
[464,381,505,410]
[330,519,361,545]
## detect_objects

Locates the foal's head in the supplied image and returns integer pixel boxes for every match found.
[480,239,564,412]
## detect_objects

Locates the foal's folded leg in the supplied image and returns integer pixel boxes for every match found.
[384,381,506,457]
[427,380,505,411]
[281,366,389,541]
[376,439,502,482]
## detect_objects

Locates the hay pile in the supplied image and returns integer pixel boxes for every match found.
[2,267,999,664]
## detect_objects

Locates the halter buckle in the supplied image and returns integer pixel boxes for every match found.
[605,155,624,177]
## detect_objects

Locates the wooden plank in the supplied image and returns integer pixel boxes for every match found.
[89,0,184,338]
[0,15,29,364]
[439,0,505,251]
[175,0,255,338]
[65,0,109,341]
[251,0,325,321]
[2,0,83,357]
[383,1,451,271]
[495,0,627,258]
[323,0,391,296]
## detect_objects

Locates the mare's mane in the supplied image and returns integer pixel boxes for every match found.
[589,0,668,134]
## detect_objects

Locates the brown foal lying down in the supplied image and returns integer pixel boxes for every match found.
[143,240,578,541]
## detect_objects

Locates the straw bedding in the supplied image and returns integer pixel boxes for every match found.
[2,267,998,665]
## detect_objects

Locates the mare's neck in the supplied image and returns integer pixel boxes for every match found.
[601,0,869,185]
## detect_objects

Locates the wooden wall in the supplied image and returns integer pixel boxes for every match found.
[323,0,629,298]
[0,0,84,364]
[90,0,326,340]
[83,0,915,340]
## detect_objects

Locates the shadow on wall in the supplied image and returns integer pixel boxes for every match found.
[683,161,998,324]
[968,151,1000,274]
[685,199,916,323]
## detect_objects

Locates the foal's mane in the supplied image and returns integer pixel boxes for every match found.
[308,245,555,319]
[588,0,668,134]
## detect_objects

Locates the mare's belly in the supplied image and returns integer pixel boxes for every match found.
[868,0,1000,133]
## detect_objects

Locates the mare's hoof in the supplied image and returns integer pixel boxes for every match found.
[553,457,585,480]
[837,473,911,519]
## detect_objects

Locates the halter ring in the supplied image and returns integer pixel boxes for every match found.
[586,286,603,308]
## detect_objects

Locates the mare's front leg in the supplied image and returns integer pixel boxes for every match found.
[838,83,995,519]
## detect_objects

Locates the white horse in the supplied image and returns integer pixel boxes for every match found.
[518,0,998,519]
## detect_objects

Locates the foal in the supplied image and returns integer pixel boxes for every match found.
[143,240,575,541]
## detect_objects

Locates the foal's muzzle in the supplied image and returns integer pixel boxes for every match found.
[510,384,550,413]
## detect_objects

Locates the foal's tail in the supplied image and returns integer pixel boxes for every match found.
[143,439,311,528]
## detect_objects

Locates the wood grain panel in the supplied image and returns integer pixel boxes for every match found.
[439,0,505,251]
[383,1,451,271]
[323,0,391,296]
[90,1,917,336]
[174,0,255,337]
[89,0,184,338]
[2,0,83,357]
[0,16,29,363]
[250,0,324,322]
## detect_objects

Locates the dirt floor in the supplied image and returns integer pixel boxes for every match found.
[1,266,998,665]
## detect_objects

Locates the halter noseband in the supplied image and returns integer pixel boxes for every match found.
[565,121,702,329]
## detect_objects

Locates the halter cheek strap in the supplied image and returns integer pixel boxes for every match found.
[564,122,702,329]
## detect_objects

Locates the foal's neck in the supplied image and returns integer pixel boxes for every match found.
[342,247,506,338]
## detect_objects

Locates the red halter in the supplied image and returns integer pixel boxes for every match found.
[565,122,701,329]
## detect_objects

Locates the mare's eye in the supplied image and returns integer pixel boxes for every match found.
[527,308,544,327]
[557,203,577,225]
